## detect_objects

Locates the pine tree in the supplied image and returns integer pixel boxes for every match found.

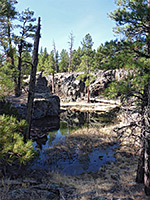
[14,8,36,96]
[71,47,82,71]
[59,49,69,72]
[78,33,95,102]
[44,50,56,93]
[109,0,150,195]
[0,0,18,93]
[37,47,49,72]
[0,0,17,60]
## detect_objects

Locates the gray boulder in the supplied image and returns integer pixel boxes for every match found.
[33,93,60,119]
[35,73,50,93]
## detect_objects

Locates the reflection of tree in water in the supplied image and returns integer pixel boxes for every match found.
[34,109,119,150]
[47,122,68,146]
[47,131,57,145]
[35,136,47,150]
[60,109,119,129]
[78,151,90,171]
[60,110,90,128]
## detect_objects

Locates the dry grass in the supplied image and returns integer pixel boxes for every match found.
[0,113,149,200]
[42,120,148,200]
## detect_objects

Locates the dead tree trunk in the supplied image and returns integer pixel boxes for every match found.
[86,59,90,103]
[144,82,150,195]
[68,32,74,73]
[52,72,55,94]
[25,17,41,141]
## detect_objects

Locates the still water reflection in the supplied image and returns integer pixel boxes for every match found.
[31,110,118,175]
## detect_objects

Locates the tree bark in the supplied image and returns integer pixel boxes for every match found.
[25,17,41,141]
[86,59,90,103]
[7,16,18,96]
[136,146,145,183]
[68,32,74,73]
[16,41,23,97]
[136,84,148,183]
[144,82,150,195]
[144,136,150,195]
[52,72,55,94]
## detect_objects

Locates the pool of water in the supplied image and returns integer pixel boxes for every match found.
[31,119,118,175]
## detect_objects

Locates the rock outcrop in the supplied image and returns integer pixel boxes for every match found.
[23,69,131,103]
[7,73,60,119]
[50,72,86,102]
[33,93,60,119]
[32,73,60,119]
[44,69,130,102]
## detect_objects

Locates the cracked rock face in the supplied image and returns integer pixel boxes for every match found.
[45,70,130,101]
[33,94,60,119]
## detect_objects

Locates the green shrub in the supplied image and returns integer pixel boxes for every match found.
[0,66,15,98]
[0,99,19,117]
[0,115,35,165]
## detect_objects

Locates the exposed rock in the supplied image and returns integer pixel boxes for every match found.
[33,93,60,119]
[35,73,50,93]
[44,70,131,102]
[90,70,115,97]
[24,70,131,102]
[6,73,60,119]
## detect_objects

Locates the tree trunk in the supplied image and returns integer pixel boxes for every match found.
[25,17,41,141]
[144,136,150,195]
[16,41,23,97]
[144,82,150,195]
[86,59,90,103]
[136,85,147,183]
[136,83,150,195]
[7,16,18,96]
[136,146,145,183]
[87,86,90,103]
[68,32,74,73]
[52,72,55,93]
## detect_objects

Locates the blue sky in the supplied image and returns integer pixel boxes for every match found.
[16,0,117,53]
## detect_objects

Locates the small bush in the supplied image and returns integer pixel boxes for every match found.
[0,99,19,117]
[0,114,35,165]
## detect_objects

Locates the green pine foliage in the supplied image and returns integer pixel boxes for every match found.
[59,49,69,72]
[44,50,56,75]
[0,64,15,98]
[37,47,49,72]
[0,114,35,165]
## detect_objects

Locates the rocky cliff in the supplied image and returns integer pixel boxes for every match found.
[41,69,130,102]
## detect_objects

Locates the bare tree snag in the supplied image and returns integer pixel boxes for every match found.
[25,17,41,141]
[68,32,74,73]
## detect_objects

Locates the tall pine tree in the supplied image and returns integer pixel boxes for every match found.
[110,0,150,195]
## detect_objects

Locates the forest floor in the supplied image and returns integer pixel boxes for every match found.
[1,94,150,200]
